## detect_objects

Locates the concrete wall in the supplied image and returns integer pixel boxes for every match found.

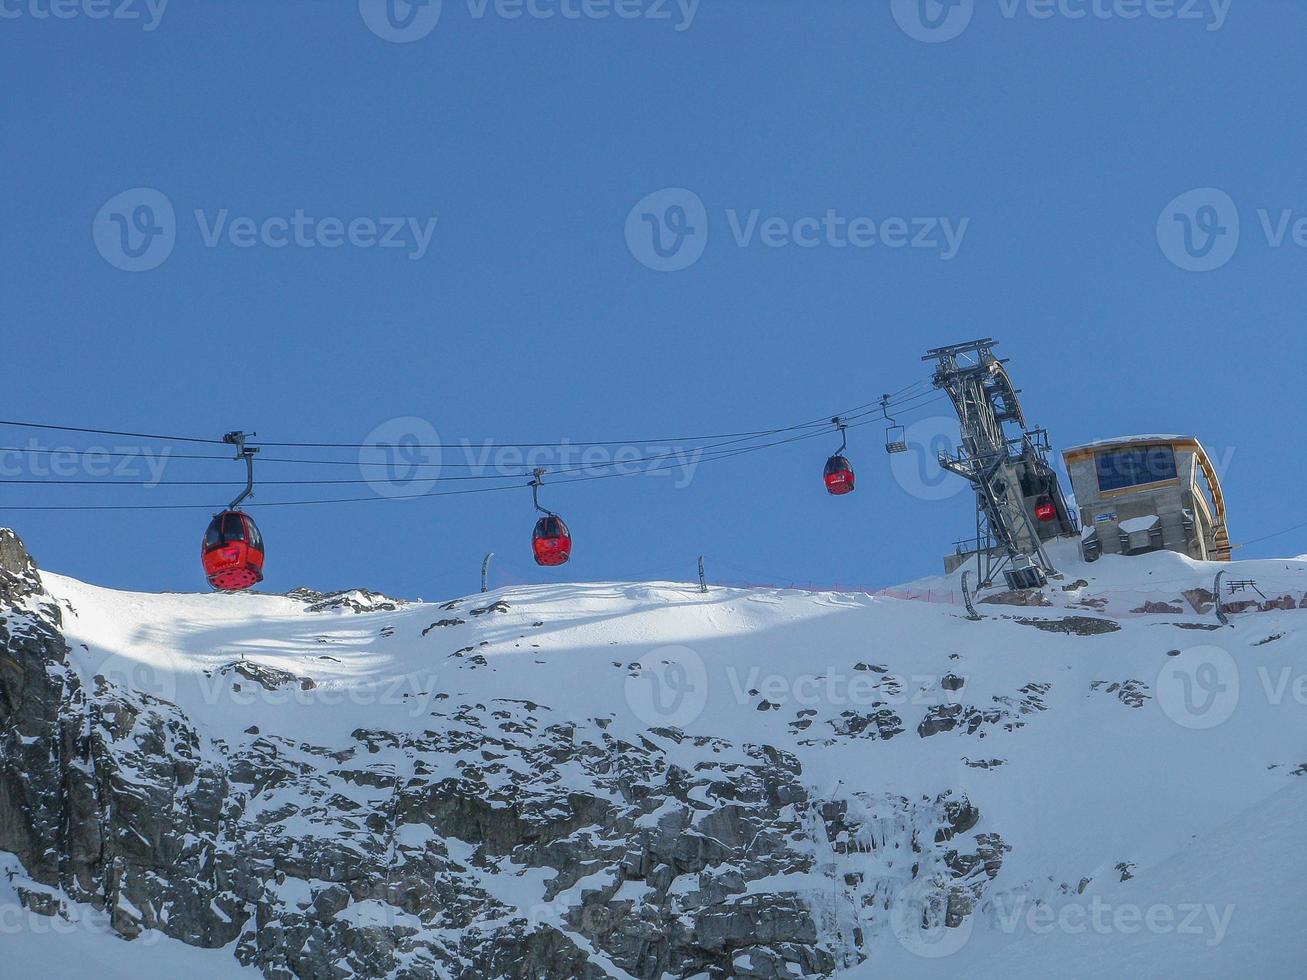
[1066,445,1210,561]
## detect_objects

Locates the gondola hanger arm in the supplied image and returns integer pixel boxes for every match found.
[224,431,260,510]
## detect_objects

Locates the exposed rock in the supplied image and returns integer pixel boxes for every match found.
[0,529,1069,978]
[289,587,408,614]
[0,533,864,978]
[207,659,316,692]
[1090,679,1150,708]
[801,707,904,746]
[1260,594,1300,612]
[1131,600,1183,614]
[1224,599,1259,615]
[1014,615,1121,635]
[918,685,1047,739]
[422,618,466,634]
[980,590,1053,607]
[1068,596,1108,610]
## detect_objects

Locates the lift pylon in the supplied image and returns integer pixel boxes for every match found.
[923,339,1074,590]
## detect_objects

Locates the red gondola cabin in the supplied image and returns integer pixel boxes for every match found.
[202,510,265,591]
[824,455,855,496]
[532,514,572,566]
[1034,496,1056,522]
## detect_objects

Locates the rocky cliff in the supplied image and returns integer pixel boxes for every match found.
[2,531,1304,978]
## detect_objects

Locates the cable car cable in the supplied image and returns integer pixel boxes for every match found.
[0,388,929,456]
[0,420,226,445]
[0,398,947,487]
[0,419,882,511]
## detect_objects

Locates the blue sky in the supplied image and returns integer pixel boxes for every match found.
[2,0,1305,598]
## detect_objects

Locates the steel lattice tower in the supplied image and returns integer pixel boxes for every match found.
[923,339,1074,589]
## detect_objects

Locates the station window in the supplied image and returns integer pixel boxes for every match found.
[1095,446,1177,493]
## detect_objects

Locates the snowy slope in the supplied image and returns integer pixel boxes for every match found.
[0,855,260,978]
[950,777,1307,979]
[4,536,1307,977]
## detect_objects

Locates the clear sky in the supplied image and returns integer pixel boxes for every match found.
[3,0,1305,599]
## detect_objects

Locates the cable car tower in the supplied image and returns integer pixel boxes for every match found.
[924,339,1074,590]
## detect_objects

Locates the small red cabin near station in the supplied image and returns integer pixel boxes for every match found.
[1034,495,1056,522]
[202,510,265,591]
[532,514,572,566]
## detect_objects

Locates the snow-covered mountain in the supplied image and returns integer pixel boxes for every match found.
[1,527,1304,978]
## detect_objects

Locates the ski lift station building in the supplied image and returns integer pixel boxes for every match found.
[1062,435,1232,563]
